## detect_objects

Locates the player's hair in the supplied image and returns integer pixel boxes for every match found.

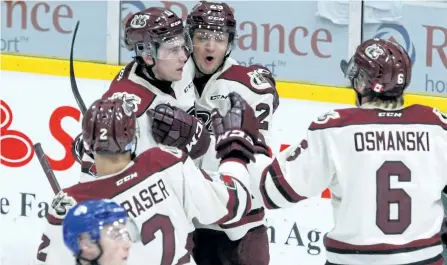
[364,94,404,109]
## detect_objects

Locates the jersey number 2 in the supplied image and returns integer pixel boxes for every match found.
[376,161,412,235]
[141,214,175,265]
[256,103,270,130]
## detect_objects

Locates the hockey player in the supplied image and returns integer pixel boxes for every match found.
[73,7,212,180]
[147,2,278,265]
[62,199,137,265]
[36,96,260,265]
[249,38,447,265]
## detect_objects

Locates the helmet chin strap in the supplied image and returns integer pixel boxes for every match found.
[75,243,103,265]
[135,49,161,82]
[355,92,363,107]
[137,56,158,81]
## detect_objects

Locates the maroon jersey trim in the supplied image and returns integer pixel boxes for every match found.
[219,208,265,229]
[217,65,276,96]
[63,148,186,203]
[325,233,441,255]
[102,62,157,117]
[325,254,444,265]
[211,188,238,225]
[259,158,306,209]
[310,105,447,131]
[199,169,251,226]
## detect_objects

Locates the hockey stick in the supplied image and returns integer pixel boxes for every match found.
[33,143,61,194]
[69,20,87,115]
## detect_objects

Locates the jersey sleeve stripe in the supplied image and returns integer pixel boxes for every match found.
[326,234,441,255]
[211,177,251,225]
[212,186,239,224]
[200,169,250,225]
[259,165,280,210]
[325,254,444,265]
[270,158,306,203]
[219,208,265,229]
[218,178,253,229]
[233,177,251,217]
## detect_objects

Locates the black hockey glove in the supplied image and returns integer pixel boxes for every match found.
[147,104,211,159]
[211,92,259,163]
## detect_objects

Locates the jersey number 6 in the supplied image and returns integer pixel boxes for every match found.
[376,161,412,235]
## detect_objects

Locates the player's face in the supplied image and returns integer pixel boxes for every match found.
[152,35,191,82]
[192,29,229,75]
[97,223,132,265]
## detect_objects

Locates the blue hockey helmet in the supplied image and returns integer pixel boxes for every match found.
[62,199,129,256]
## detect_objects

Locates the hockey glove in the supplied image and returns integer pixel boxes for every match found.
[147,104,211,159]
[211,92,259,163]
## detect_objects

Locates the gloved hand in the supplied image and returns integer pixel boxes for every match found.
[147,104,211,159]
[211,92,259,163]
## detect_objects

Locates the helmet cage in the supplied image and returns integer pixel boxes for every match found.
[135,30,193,60]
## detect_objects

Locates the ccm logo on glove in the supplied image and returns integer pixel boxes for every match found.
[216,129,254,146]
[186,121,203,152]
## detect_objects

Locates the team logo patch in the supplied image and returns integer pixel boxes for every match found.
[130,14,150,29]
[247,69,271,90]
[365,43,385,60]
[109,92,141,113]
[314,110,340,124]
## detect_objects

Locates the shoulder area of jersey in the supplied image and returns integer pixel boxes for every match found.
[136,145,188,165]
[217,64,276,95]
[103,65,157,117]
[113,60,136,83]
[309,104,447,131]
[47,190,77,223]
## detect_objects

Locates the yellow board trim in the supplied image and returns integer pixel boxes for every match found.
[1,54,446,112]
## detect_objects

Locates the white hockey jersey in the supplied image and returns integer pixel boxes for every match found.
[191,57,279,240]
[250,104,447,265]
[79,60,204,181]
[36,147,252,265]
